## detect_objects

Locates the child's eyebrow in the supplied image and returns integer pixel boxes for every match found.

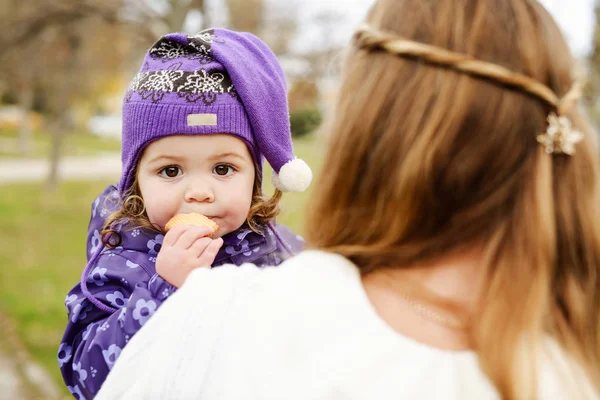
[208,152,247,161]
[146,152,248,165]
[145,155,184,164]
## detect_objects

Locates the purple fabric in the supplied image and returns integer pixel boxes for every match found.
[119,28,294,195]
[79,245,115,314]
[58,185,304,399]
[212,29,292,173]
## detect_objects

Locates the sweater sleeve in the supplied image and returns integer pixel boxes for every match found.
[58,251,176,399]
[95,263,260,400]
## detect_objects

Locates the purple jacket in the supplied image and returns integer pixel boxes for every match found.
[58,184,304,399]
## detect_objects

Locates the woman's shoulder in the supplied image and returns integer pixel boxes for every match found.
[202,250,357,293]
[262,249,357,281]
[185,250,358,302]
[179,250,363,336]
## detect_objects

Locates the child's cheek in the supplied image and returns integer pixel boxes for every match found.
[219,197,251,233]
[143,198,171,229]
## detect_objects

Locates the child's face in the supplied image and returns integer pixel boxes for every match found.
[137,134,255,238]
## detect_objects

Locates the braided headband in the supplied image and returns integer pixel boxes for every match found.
[354,24,584,156]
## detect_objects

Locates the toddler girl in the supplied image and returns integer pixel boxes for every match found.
[57,28,311,399]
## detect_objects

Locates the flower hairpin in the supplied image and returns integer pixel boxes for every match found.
[536,112,583,156]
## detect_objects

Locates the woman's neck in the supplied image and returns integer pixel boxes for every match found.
[361,247,485,351]
[397,248,485,312]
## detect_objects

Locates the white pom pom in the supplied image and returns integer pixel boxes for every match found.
[272,158,312,192]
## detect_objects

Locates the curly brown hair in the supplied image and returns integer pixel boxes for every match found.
[101,170,281,249]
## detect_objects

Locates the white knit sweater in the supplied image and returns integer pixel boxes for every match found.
[96,250,597,400]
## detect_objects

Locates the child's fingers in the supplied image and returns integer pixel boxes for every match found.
[162,224,189,247]
[198,238,223,265]
[174,226,215,249]
[189,237,213,257]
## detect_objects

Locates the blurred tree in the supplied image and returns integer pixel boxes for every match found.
[288,79,319,112]
[587,0,600,121]
[224,0,297,57]
[121,0,208,39]
[0,0,309,190]
[300,10,346,81]
[43,15,138,190]
[165,0,207,33]
[0,0,128,189]
[289,107,321,138]
[226,0,263,34]
[1,0,45,155]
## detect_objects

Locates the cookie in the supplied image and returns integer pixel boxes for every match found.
[164,213,219,237]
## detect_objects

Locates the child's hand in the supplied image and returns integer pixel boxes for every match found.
[156,225,224,288]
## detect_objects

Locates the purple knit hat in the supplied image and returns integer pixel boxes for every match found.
[119,28,312,195]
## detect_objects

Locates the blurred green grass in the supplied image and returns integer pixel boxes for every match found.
[0,181,116,394]
[0,128,121,159]
[0,133,323,393]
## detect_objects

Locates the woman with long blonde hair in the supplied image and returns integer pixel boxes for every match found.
[97,0,599,398]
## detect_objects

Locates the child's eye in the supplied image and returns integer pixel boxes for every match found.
[159,166,182,178]
[213,164,235,176]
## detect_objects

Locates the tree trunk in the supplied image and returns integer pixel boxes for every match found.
[586,2,600,123]
[166,0,207,32]
[18,85,34,156]
[45,32,80,192]
[166,0,191,32]
[45,116,65,192]
[226,0,263,34]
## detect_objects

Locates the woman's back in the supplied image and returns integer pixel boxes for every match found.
[96,251,597,400]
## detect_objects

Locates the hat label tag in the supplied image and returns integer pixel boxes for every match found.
[187,113,217,126]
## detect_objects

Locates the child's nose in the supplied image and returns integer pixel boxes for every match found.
[184,181,215,203]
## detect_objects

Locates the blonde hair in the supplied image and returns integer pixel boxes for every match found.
[102,168,281,247]
[306,0,600,398]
